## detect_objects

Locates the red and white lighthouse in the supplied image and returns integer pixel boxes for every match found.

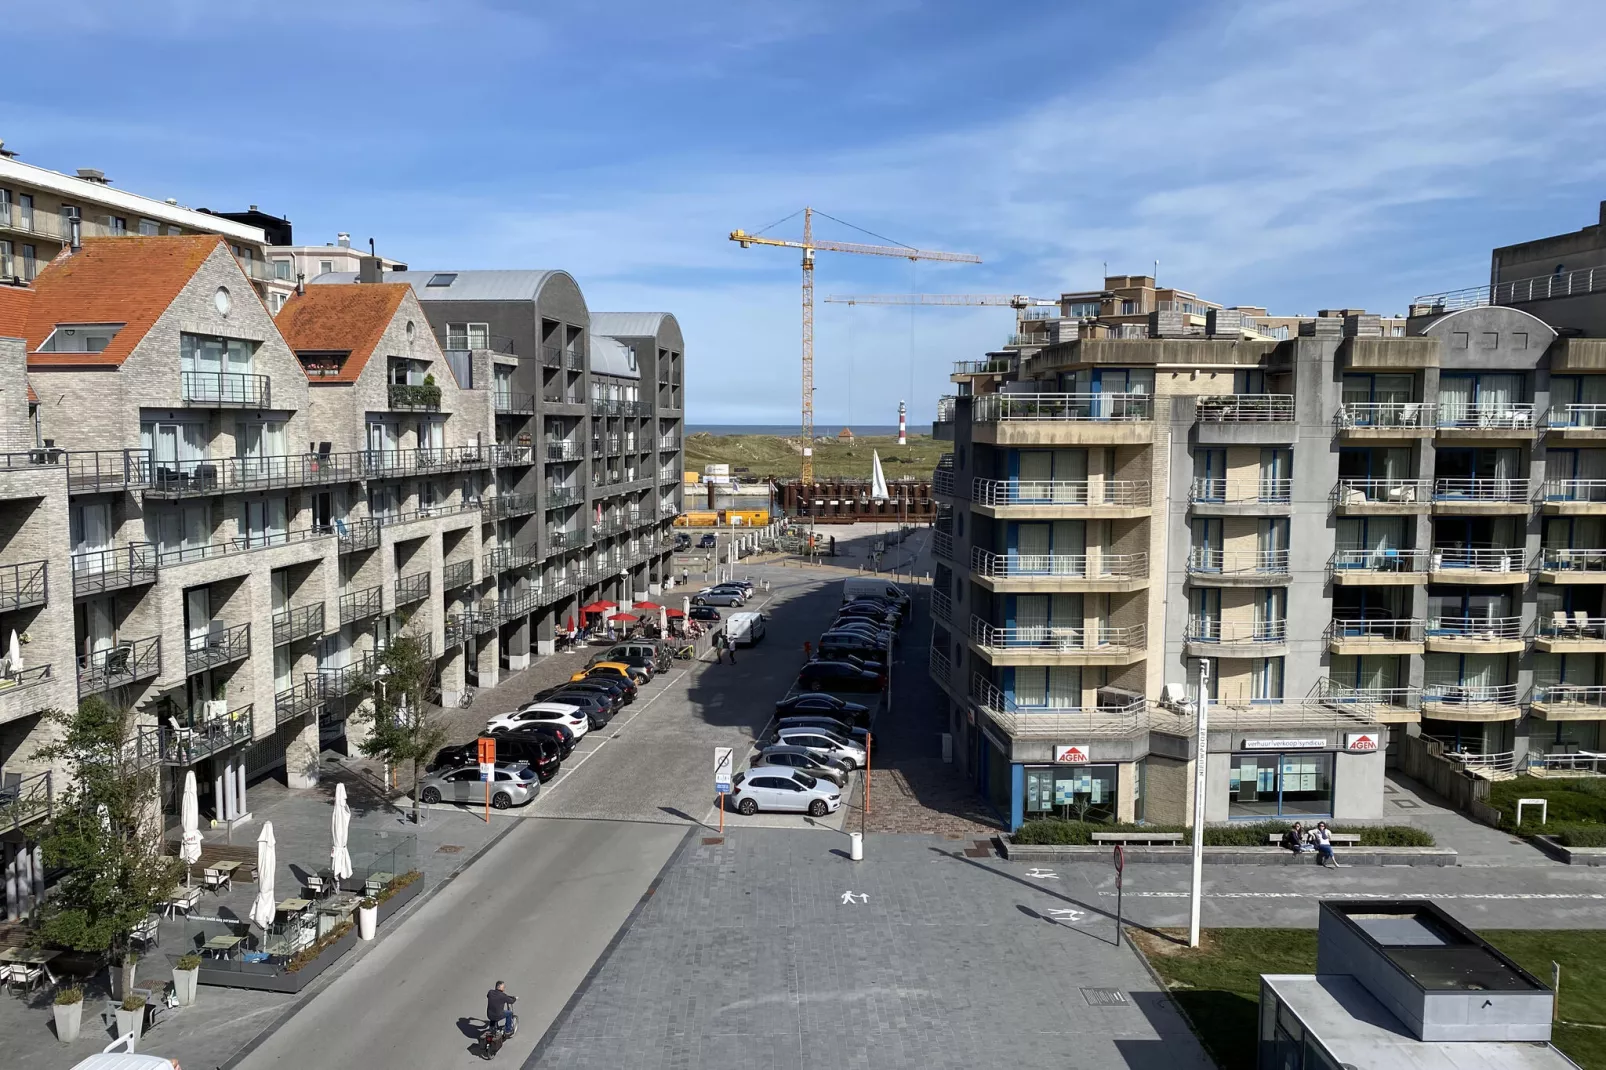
[897,400,907,446]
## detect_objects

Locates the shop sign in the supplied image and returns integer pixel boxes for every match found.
[1054,744,1091,764]
[1345,732,1380,753]
[1242,738,1325,751]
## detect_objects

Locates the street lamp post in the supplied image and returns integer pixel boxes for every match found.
[1188,658,1210,948]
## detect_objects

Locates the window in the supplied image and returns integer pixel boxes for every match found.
[0,189,9,223]
[1121,300,1137,315]
[319,260,333,275]
[21,244,36,280]
[0,240,11,277]
[165,226,181,236]
[59,204,78,231]
[1067,301,1100,317]
[241,498,289,548]
[1253,657,1285,702]
[138,219,159,237]
[446,323,489,350]
[270,292,286,312]
[1228,751,1333,819]
[1023,763,1118,822]
[110,216,127,236]
[274,259,292,280]
[17,194,32,230]
[426,273,458,287]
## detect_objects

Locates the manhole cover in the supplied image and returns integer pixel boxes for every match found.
[701,837,724,846]
[1081,988,1129,1007]
[436,844,464,854]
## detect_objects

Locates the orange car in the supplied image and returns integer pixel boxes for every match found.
[571,661,649,686]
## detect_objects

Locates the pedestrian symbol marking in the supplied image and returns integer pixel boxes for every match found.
[840,891,869,904]
[1025,868,1059,880]
[1045,908,1085,922]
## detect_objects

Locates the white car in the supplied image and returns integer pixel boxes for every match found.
[486,702,589,739]
[727,768,842,817]
[770,726,866,770]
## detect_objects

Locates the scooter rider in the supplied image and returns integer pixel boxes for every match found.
[487,981,517,1036]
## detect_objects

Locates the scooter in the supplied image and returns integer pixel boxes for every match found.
[480,1011,518,1060]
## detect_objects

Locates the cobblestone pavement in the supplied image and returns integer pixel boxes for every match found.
[530,829,1210,1070]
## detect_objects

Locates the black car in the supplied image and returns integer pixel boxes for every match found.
[688,605,722,623]
[774,693,872,726]
[837,605,898,628]
[796,660,885,693]
[541,677,632,706]
[432,735,562,782]
[674,533,692,550]
[828,620,892,643]
[493,722,575,757]
[816,644,886,672]
[542,690,616,729]
[698,533,717,548]
[535,683,623,717]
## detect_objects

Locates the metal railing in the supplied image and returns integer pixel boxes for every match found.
[1195,394,1294,422]
[337,518,380,553]
[1333,478,1430,506]
[494,392,537,415]
[475,601,500,629]
[1425,616,1523,640]
[658,438,682,451]
[66,448,152,493]
[1416,266,1606,311]
[547,486,583,508]
[1329,548,1429,574]
[969,673,1147,738]
[443,559,475,590]
[931,589,952,624]
[547,441,581,462]
[152,525,333,566]
[1419,683,1522,708]
[0,664,52,700]
[1186,548,1289,575]
[928,646,952,689]
[481,493,537,521]
[972,478,1151,507]
[1428,546,1526,573]
[185,621,251,674]
[274,679,324,725]
[936,396,956,424]
[154,705,255,766]
[971,392,1152,423]
[71,543,158,596]
[492,444,536,466]
[953,358,1014,375]
[564,351,585,371]
[1533,614,1606,640]
[1436,403,1535,431]
[180,371,271,408]
[485,545,539,573]
[272,603,325,646]
[1189,478,1292,505]
[339,584,383,624]
[1534,547,1606,574]
[1314,680,1420,715]
[1432,477,1529,502]
[540,344,563,368]
[1184,618,1287,643]
[78,635,160,695]
[0,560,47,610]
[933,531,954,561]
[314,657,372,699]
[394,572,430,606]
[1541,479,1606,503]
[1545,404,1606,430]
[0,769,52,833]
[971,547,1149,579]
[971,617,1146,652]
[1326,618,1424,643]
[1337,401,1431,430]
[1532,684,1606,708]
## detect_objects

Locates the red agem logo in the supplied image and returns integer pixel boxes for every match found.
[1346,733,1378,752]
[1054,745,1090,764]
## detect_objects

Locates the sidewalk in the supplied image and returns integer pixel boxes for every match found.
[1381,771,1555,867]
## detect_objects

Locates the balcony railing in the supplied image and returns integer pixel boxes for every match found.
[929,646,952,689]
[1534,547,1606,574]
[474,602,500,630]
[971,617,1147,653]
[0,664,53,700]
[547,441,581,462]
[1532,684,1606,709]
[272,603,325,646]
[969,673,1147,738]
[482,493,537,521]
[1541,479,1606,503]
[547,486,583,508]
[1436,403,1535,431]
[1326,618,1424,643]
[1545,403,1606,430]
[1184,618,1287,643]
[1425,616,1523,641]
[540,344,563,368]
[494,391,537,415]
[443,559,475,590]
[1416,267,1606,312]
[971,392,1152,423]
[181,371,271,408]
[275,679,324,725]
[971,548,1149,579]
[1195,394,1294,422]
[66,448,152,493]
[1334,479,1430,506]
[492,444,536,466]
[0,560,48,610]
[1428,546,1526,573]
[185,621,251,674]
[972,478,1151,508]
[658,438,682,451]
[931,589,952,624]
[1337,401,1431,430]
[339,584,383,624]
[154,705,255,766]
[0,769,53,834]
[1534,614,1606,641]
[1420,682,1521,708]
[152,526,333,566]
[1189,478,1291,505]
[337,518,380,553]
[953,358,1014,375]
[1329,548,1429,574]
[1186,548,1289,575]
[936,396,957,424]
[394,572,431,606]
[485,545,539,573]
[1432,478,1529,503]
[1314,680,1421,715]
[71,543,158,596]
[78,635,160,695]
[313,658,372,700]
[387,383,442,411]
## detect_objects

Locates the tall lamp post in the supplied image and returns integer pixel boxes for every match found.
[1188,657,1211,948]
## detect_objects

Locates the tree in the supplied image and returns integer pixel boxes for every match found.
[32,696,182,992]
[353,635,447,824]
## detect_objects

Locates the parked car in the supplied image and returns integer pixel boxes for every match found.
[842,577,910,610]
[693,589,746,607]
[775,715,873,751]
[574,661,649,685]
[774,692,872,725]
[536,690,616,729]
[567,670,638,700]
[539,677,631,707]
[603,641,670,671]
[770,726,867,769]
[752,744,850,787]
[825,622,893,648]
[816,637,887,667]
[493,722,575,758]
[674,533,692,550]
[726,768,841,817]
[698,533,718,548]
[718,579,755,595]
[688,604,723,623]
[417,761,538,809]
[837,605,899,629]
[588,650,656,679]
[486,702,589,739]
[432,735,561,782]
[698,583,749,598]
[796,660,885,694]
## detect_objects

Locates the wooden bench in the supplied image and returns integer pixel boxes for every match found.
[1267,833,1361,846]
[1090,832,1185,845]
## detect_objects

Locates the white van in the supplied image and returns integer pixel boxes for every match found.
[725,611,767,647]
[842,578,909,610]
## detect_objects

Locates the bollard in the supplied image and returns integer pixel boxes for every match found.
[850,832,864,861]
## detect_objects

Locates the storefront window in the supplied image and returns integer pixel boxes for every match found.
[1024,763,1118,822]
[1227,752,1333,819]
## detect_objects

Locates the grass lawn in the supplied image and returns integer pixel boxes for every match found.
[1488,776,1606,846]
[683,432,946,482]
[1130,928,1606,1070]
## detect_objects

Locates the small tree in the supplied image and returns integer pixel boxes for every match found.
[353,635,447,824]
[32,696,182,992]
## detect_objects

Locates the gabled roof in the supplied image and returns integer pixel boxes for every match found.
[275,283,411,384]
[589,312,670,338]
[313,269,562,303]
[0,285,33,340]
[24,235,228,367]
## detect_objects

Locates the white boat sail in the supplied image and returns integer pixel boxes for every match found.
[870,450,889,501]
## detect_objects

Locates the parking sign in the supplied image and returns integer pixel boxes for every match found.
[714,747,733,794]
[479,761,495,782]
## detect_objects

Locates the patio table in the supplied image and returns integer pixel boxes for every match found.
[200,934,244,959]
[204,860,241,894]
[0,947,61,986]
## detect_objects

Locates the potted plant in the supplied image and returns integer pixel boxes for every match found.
[52,986,83,1043]
[172,953,201,1006]
[357,897,378,941]
[114,994,146,1050]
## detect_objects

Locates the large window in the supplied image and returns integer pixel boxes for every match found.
[241,498,288,548]
[1010,666,1081,709]
[1228,751,1333,819]
[446,323,490,350]
[1024,763,1118,822]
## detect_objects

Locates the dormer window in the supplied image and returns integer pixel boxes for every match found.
[37,323,124,353]
[298,352,347,378]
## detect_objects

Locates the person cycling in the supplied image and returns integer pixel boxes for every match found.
[486,981,517,1036]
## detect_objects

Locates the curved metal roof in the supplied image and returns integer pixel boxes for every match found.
[590,334,640,379]
[589,312,672,338]
[312,269,566,303]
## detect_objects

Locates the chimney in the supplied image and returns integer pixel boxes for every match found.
[0,140,16,159]
[75,168,109,184]
[296,272,305,297]
[65,207,81,252]
[357,256,383,284]
[248,204,258,212]
[337,232,351,248]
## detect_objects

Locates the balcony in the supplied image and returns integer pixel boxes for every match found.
[1534,547,1606,583]
[475,602,500,630]
[313,658,372,701]
[1530,685,1606,721]
[444,613,480,648]
[1540,479,1606,515]
[338,518,380,553]
[969,674,1147,739]
[339,584,383,624]
[485,545,539,573]
[153,526,334,568]
[0,770,53,834]
[185,621,251,675]
[482,492,538,521]
[1332,479,1431,515]
[275,679,324,725]
[1427,546,1527,584]
[928,646,953,694]
[969,392,1153,447]
[547,485,583,509]
[78,635,160,695]
[1188,478,1292,516]
[1430,478,1530,514]
[1329,548,1429,585]
[0,665,55,721]
[931,589,952,625]
[540,344,563,368]
[970,478,1150,517]
[969,617,1146,666]
[933,531,954,561]
[492,443,536,466]
[1184,617,1288,658]
[547,441,581,463]
[1531,613,1606,653]
[149,705,254,766]
[1435,403,1536,439]
[1185,548,1290,586]
[1194,394,1296,445]
[932,466,955,498]
[1419,682,1522,722]
[971,548,1150,592]
[0,560,48,610]
[144,451,364,499]
[66,449,152,494]
[1544,403,1606,442]
[181,371,271,408]
[1326,617,1425,655]
[394,572,431,607]
[1424,615,1524,654]
[443,559,475,590]
[1312,680,1421,724]
[494,391,537,416]
[273,603,326,646]
[1336,402,1433,438]
[658,437,682,452]
[71,543,158,597]
[387,382,442,411]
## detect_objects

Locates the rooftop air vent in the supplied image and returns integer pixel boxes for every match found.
[76,168,109,184]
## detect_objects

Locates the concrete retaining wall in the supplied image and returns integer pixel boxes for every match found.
[998,841,1457,866]
[1533,836,1606,866]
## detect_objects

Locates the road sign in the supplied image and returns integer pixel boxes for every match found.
[479,761,494,783]
[714,747,734,794]
[477,737,497,764]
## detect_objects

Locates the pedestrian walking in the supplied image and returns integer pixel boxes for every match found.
[727,635,738,664]
[681,568,688,585]
[712,631,725,663]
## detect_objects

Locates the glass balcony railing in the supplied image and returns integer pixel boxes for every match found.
[1184,618,1287,644]
[1325,618,1423,644]
[1189,478,1291,505]
[972,478,1151,507]
[1432,478,1529,502]
[1534,547,1606,574]
[1333,478,1430,506]
[1545,403,1606,430]
[1337,401,1430,430]
[971,392,1152,423]
[1329,548,1429,574]
[971,548,1149,579]
[1428,547,1525,573]
[1186,548,1289,575]
[1436,403,1535,431]
[1533,614,1606,641]
[1541,479,1606,503]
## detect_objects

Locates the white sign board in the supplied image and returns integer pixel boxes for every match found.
[1345,732,1380,752]
[479,761,495,782]
[1053,744,1091,764]
[714,747,734,794]
[1242,738,1326,751]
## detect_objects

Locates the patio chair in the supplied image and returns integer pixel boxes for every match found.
[1575,610,1593,638]
[130,914,160,951]
[202,868,231,894]
[7,963,44,992]
[1554,610,1573,638]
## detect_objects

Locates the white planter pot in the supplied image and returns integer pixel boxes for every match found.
[358,904,377,941]
[108,961,137,1002]
[172,967,198,1007]
[52,1000,82,1043]
[114,1006,144,1051]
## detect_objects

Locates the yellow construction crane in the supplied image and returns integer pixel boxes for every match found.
[824,293,1057,308]
[729,207,981,482]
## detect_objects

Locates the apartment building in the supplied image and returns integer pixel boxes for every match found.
[259,231,407,314]
[934,282,1567,830]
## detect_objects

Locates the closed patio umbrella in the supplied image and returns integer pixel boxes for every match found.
[331,783,353,884]
[179,770,202,886]
[6,629,19,675]
[248,822,277,933]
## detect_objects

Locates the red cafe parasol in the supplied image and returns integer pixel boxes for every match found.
[580,601,617,616]
[664,608,685,618]
[607,612,640,623]
[633,601,662,612]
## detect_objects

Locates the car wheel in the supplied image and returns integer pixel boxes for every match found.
[737,798,758,816]
[421,787,441,804]
[808,800,829,817]
[839,757,859,770]
[492,792,512,809]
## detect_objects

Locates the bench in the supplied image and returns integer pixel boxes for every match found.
[1090,832,1185,845]
[1267,833,1361,846]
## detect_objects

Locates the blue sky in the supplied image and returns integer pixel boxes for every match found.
[8,0,1606,424]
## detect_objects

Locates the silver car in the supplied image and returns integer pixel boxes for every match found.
[693,589,746,607]
[727,769,841,817]
[416,761,538,809]
[751,745,850,788]
[770,726,867,770]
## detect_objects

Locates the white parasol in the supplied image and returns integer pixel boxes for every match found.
[179,770,203,885]
[5,629,19,675]
[248,822,277,932]
[331,783,353,883]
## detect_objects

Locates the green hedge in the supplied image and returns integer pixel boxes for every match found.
[1554,824,1606,849]
[1012,819,1434,847]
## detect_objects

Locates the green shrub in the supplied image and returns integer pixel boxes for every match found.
[54,986,83,1005]
[175,953,201,971]
[1554,824,1606,849]
[120,994,145,1012]
[375,870,421,904]
[1010,819,1433,847]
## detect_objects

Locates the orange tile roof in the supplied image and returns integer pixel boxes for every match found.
[24,235,228,367]
[275,283,410,383]
[0,284,33,340]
